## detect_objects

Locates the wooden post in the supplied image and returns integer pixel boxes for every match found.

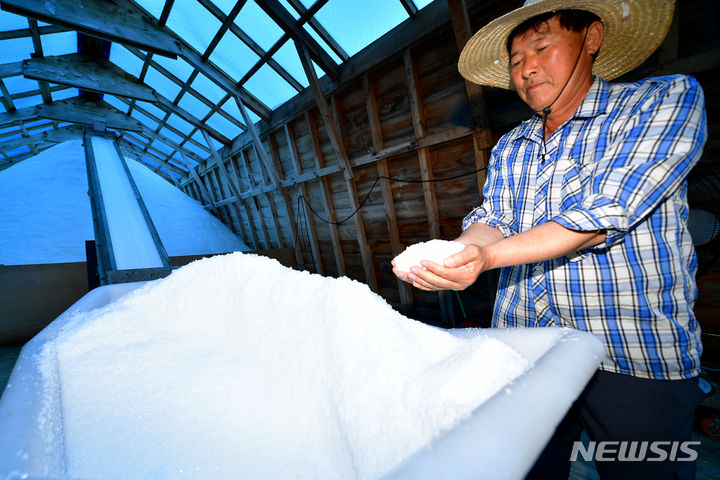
[363,75,414,312]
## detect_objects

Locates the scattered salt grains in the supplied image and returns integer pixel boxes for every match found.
[43,252,529,480]
[393,239,466,273]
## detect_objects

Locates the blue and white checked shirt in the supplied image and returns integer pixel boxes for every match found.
[463,75,707,380]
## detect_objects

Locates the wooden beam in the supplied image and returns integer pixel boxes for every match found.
[305,111,345,276]
[330,95,377,291]
[181,151,218,213]
[1,0,181,58]
[118,137,188,177]
[22,53,158,102]
[233,95,281,188]
[296,43,354,181]
[363,74,413,311]
[0,61,23,79]
[256,0,340,81]
[35,97,144,132]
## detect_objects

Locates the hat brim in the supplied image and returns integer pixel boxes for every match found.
[458,0,675,89]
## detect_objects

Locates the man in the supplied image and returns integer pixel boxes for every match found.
[393,0,707,479]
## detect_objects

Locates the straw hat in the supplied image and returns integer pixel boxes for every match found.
[458,0,675,89]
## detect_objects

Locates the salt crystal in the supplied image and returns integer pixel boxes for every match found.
[393,239,466,273]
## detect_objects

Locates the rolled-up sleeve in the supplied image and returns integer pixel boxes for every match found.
[551,75,707,249]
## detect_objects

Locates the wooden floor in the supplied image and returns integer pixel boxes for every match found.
[2,342,720,479]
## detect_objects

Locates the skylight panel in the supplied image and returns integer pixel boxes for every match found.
[0,9,29,31]
[158,126,184,145]
[212,0,237,17]
[3,76,36,95]
[209,32,260,81]
[131,109,160,130]
[51,87,79,102]
[5,145,29,157]
[236,0,284,52]
[314,0,409,57]
[12,94,42,110]
[272,40,308,87]
[144,66,181,101]
[0,37,33,64]
[133,0,165,20]
[413,0,434,9]
[153,54,195,84]
[135,101,166,121]
[191,73,227,105]
[103,95,130,114]
[206,112,244,139]
[178,92,211,121]
[40,31,77,56]
[150,139,174,156]
[243,64,298,110]
[166,1,221,54]
[298,0,315,7]
[303,24,342,64]
[166,114,194,135]
[221,96,261,126]
[192,130,222,151]
[183,140,210,159]
[109,44,144,79]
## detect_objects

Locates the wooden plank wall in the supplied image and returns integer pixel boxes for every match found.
[179,0,720,337]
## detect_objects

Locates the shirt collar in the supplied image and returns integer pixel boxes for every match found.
[510,76,610,143]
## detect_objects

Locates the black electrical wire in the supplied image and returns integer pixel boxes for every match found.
[299,165,489,226]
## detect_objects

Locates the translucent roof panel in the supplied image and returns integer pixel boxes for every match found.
[277,0,301,20]
[131,110,160,130]
[153,54,195,85]
[166,1,221,55]
[221,96,261,126]
[190,73,227,105]
[244,64,298,110]
[51,87,79,102]
[4,76,37,95]
[177,92,211,121]
[192,130,222,151]
[413,0,434,9]
[0,9,30,31]
[206,112,244,140]
[314,0,409,57]
[13,94,43,110]
[166,114,194,135]
[135,101,167,122]
[0,37,33,64]
[133,0,165,21]
[103,95,130,114]
[303,24,343,64]
[158,126,184,145]
[183,140,210,159]
[235,1,284,52]
[144,66,182,101]
[273,40,309,88]
[40,31,77,56]
[209,32,260,81]
[109,44,144,79]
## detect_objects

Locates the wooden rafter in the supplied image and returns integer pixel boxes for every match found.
[398,0,418,18]
[22,53,158,102]
[1,0,182,58]
[256,0,340,81]
[35,97,144,132]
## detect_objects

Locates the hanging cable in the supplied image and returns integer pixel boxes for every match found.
[299,164,489,226]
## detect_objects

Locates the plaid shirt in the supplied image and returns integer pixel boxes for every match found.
[463,75,707,380]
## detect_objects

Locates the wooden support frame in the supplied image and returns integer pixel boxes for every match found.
[362,74,414,311]
[305,110,345,276]
[284,123,323,274]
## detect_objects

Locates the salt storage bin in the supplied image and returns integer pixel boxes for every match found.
[0,282,604,480]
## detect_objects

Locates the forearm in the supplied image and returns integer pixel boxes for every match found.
[456,222,504,247]
[484,221,606,269]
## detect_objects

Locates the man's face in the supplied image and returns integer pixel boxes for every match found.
[509,16,591,114]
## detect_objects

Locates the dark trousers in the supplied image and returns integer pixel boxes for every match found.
[525,370,705,480]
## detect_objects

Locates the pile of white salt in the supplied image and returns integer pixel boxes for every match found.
[44,252,529,479]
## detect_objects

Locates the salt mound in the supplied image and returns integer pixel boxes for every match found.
[393,239,466,273]
[47,253,529,479]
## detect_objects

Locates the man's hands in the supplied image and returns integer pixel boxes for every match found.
[391,243,491,291]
